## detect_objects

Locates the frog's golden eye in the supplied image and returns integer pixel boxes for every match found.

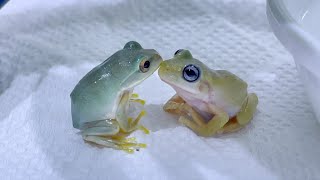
[139,59,150,73]
[174,49,184,55]
[183,64,200,82]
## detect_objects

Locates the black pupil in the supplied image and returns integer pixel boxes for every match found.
[183,65,199,82]
[144,61,150,68]
[186,68,196,77]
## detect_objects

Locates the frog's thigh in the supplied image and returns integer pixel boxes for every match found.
[236,93,258,125]
[81,125,120,136]
[163,94,186,115]
[81,121,120,148]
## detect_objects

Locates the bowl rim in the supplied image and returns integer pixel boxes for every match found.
[267,0,320,52]
[267,0,296,24]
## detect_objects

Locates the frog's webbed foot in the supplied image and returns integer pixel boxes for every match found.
[178,104,229,137]
[128,110,150,134]
[163,94,187,115]
[130,93,145,105]
[83,135,146,154]
[218,93,259,133]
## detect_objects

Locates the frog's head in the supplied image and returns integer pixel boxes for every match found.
[119,41,163,89]
[158,49,211,95]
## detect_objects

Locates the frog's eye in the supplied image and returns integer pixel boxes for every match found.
[139,59,150,73]
[174,49,184,55]
[183,64,200,82]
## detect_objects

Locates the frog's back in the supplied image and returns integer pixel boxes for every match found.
[70,53,123,129]
[215,70,247,89]
[210,70,248,109]
[70,53,121,98]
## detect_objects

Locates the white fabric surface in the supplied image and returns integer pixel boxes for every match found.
[1,0,320,179]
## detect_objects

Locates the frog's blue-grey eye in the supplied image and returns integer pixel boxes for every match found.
[174,49,184,55]
[183,64,200,82]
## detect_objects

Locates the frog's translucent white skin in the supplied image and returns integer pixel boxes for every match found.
[70,41,162,153]
[158,49,258,137]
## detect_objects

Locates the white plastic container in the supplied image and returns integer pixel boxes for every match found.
[267,0,320,121]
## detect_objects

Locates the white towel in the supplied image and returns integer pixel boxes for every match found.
[0,0,319,179]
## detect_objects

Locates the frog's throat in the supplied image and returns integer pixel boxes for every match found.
[163,79,199,96]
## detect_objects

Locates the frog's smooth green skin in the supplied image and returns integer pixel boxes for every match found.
[158,49,258,137]
[70,41,162,152]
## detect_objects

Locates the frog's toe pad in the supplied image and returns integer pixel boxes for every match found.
[118,141,147,154]
[131,93,139,98]
[139,125,150,134]
[130,99,146,105]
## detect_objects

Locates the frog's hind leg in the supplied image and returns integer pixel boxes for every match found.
[218,93,258,133]
[81,120,146,153]
[216,117,243,134]
[83,135,146,153]
[236,93,258,126]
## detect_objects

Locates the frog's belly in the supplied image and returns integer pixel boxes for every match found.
[182,95,242,121]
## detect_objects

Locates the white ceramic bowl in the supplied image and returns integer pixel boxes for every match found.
[267,0,320,121]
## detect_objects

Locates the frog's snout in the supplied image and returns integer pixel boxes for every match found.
[158,61,172,77]
[159,61,165,67]
[154,53,163,63]
[159,61,168,70]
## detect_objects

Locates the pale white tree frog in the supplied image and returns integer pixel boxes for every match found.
[158,49,258,136]
[70,41,162,152]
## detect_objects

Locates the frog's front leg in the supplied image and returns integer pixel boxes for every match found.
[81,120,146,153]
[163,94,187,115]
[117,91,149,134]
[178,104,229,137]
[130,93,146,105]
[116,91,131,132]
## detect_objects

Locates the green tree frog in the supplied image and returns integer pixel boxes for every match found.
[158,49,258,137]
[70,41,162,153]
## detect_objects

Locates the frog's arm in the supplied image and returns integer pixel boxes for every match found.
[163,94,186,115]
[179,104,229,137]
